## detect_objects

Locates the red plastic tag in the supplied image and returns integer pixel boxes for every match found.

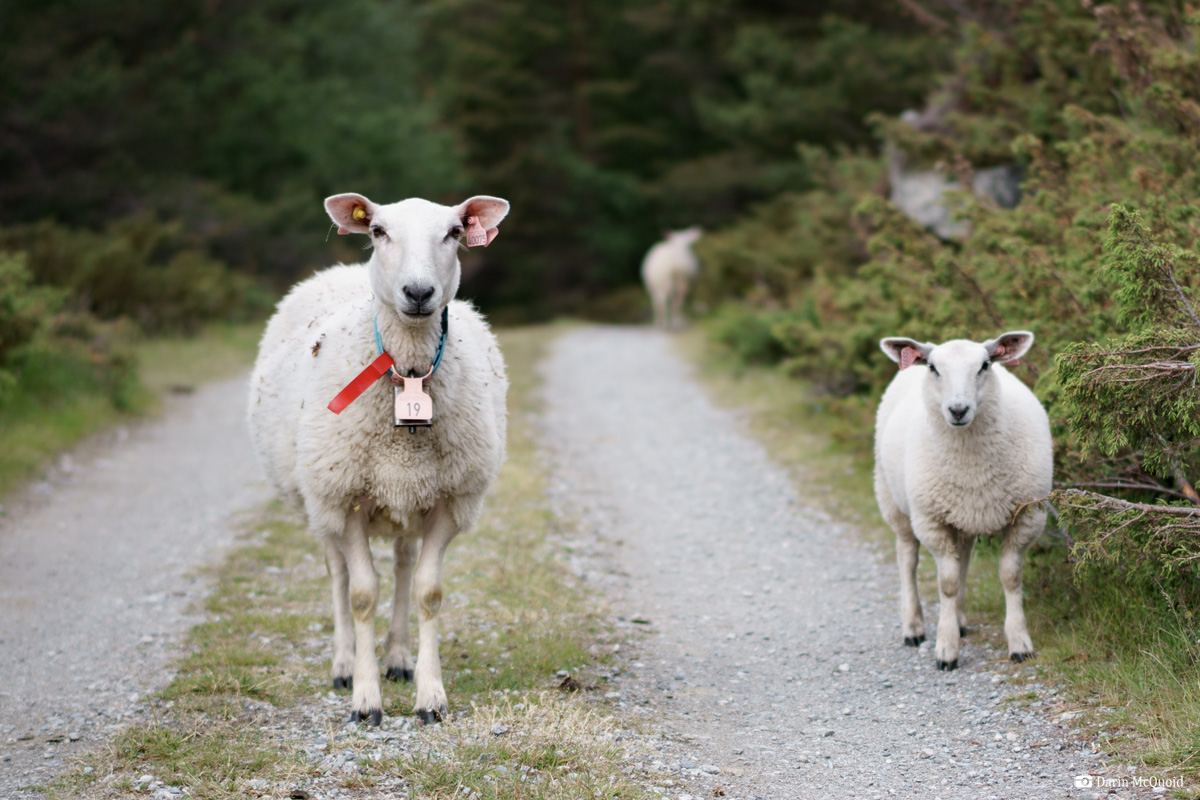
[328,353,395,414]
[899,347,920,370]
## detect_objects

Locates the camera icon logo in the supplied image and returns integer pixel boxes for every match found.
[1074,775,1095,788]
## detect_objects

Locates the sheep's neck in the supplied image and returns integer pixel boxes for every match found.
[374,304,447,379]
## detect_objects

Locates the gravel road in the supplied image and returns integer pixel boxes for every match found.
[0,329,1172,800]
[540,326,1162,800]
[0,376,270,799]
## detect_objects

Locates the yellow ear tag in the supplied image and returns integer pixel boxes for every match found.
[352,206,366,222]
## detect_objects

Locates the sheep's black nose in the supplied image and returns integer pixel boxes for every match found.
[403,284,435,306]
[949,404,969,422]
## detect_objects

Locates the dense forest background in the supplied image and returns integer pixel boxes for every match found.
[3,1,1200,596]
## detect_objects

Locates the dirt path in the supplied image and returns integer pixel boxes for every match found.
[540,326,1150,800]
[0,376,270,798]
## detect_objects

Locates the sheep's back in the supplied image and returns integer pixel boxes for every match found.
[642,242,698,291]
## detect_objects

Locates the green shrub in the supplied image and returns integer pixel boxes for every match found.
[699,0,1200,579]
[0,252,63,365]
[0,216,267,335]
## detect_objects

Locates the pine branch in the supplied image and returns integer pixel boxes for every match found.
[1056,489,1200,518]
[1058,479,1195,502]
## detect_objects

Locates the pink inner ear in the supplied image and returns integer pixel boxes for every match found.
[899,347,919,370]
[484,227,498,246]
[337,227,351,235]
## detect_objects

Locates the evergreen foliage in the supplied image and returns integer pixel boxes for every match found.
[697,0,1200,581]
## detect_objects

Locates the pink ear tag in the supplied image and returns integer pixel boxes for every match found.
[899,347,920,370]
[394,375,433,428]
[464,216,498,248]
[464,216,487,247]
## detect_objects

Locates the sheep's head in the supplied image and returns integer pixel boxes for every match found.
[880,331,1035,429]
[325,193,509,323]
[665,227,702,247]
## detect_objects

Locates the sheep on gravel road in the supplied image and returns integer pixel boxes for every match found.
[248,192,510,724]
[642,227,701,330]
[874,331,1052,670]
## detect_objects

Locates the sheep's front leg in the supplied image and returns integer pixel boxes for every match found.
[668,281,686,331]
[412,503,460,724]
[956,534,976,636]
[999,512,1043,662]
[325,540,355,690]
[383,536,419,682]
[651,293,667,330]
[918,521,962,670]
[333,509,383,725]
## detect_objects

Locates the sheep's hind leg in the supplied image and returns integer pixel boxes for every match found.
[412,502,460,724]
[999,516,1042,662]
[325,539,355,690]
[384,536,418,682]
[335,509,383,725]
[896,526,925,646]
[956,535,976,637]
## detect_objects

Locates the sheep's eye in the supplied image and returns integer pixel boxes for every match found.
[445,225,463,242]
[979,361,990,374]
[928,364,939,376]
[370,225,386,238]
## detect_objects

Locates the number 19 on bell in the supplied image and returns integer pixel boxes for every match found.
[394,378,433,427]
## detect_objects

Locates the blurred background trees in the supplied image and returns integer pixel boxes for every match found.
[4,0,1200,585]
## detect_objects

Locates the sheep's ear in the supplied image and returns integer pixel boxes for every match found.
[880,337,933,369]
[325,193,377,235]
[456,196,509,231]
[455,195,509,248]
[984,331,1034,364]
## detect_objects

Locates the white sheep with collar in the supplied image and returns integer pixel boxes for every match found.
[248,193,509,724]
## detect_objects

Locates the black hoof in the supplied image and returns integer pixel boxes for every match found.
[385,666,414,683]
[351,708,383,726]
[936,659,958,671]
[416,709,443,726]
[1010,651,1033,663]
[903,634,926,647]
[959,626,969,637]
[332,675,352,690]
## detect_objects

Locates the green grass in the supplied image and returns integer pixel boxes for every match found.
[0,320,263,499]
[134,321,265,398]
[679,323,1200,793]
[44,325,653,800]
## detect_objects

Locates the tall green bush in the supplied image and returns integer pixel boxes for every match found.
[698,0,1200,578]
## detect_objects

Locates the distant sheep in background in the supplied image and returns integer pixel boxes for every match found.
[248,192,510,725]
[874,331,1052,670]
[642,227,701,330]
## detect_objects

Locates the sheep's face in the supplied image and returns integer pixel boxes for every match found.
[880,332,1035,430]
[923,340,996,428]
[324,193,509,324]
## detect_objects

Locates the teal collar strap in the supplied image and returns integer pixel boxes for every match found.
[374,306,449,378]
